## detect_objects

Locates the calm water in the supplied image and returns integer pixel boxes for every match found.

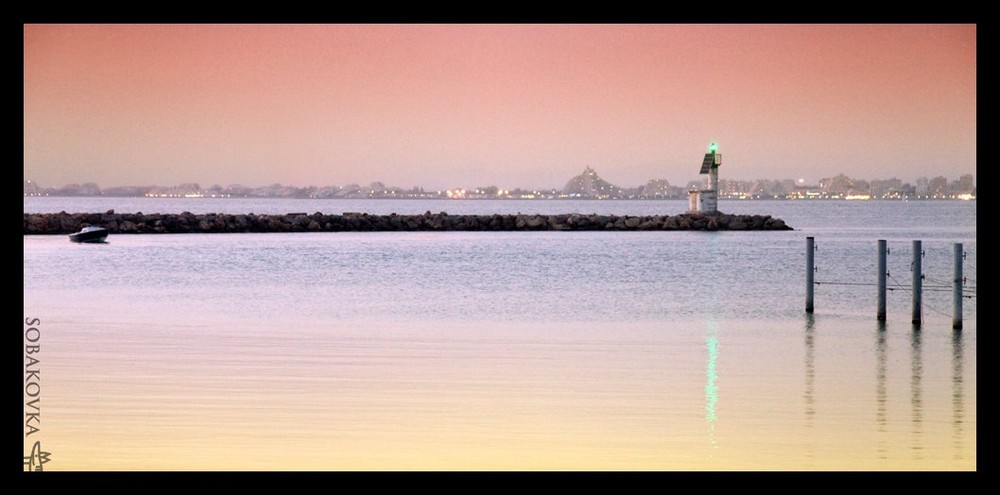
[23,199,976,470]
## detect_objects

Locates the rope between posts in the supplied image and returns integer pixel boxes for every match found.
[814,281,876,286]
[887,272,974,314]
[816,276,973,293]
[924,275,977,289]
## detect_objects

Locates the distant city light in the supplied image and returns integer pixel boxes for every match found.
[23,168,973,201]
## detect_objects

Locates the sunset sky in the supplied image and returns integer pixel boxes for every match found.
[23,24,976,190]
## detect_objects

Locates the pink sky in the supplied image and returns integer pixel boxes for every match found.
[23,24,976,190]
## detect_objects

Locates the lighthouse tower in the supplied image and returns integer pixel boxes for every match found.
[688,142,722,213]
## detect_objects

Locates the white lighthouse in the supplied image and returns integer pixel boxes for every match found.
[688,142,721,213]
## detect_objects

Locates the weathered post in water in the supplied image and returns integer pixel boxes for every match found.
[806,237,815,313]
[953,243,963,330]
[912,240,922,326]
[877,240,887,321]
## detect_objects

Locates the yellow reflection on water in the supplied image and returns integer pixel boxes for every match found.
[30,317,975,471]
[951,330,965,463]
[875,321,888,460]
[910,326,924,462]
[804,314,816,461]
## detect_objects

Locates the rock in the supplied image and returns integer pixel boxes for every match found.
[525,216,544,228]
[767,218,791,230]
[21,211,791,234]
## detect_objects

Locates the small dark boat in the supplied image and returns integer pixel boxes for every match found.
[69,226,109,243]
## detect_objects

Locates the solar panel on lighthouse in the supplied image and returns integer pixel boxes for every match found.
[699,153,714,174]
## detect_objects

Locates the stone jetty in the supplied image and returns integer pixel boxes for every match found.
[23,210,792,235]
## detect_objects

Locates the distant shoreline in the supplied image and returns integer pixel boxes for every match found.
[22,195,976,201]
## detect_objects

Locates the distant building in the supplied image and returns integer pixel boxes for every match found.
[929,176,949,198]
[954,174,974,194]
[640,179,683,199]
[23,180,44,196]
[869,178,902,199]
[819,174,855,196]
[563,166,623,199]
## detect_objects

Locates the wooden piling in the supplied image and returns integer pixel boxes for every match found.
[877,240,887,321]
[912,240,922,325]
[806,237,815,313]
[953,243,963,330]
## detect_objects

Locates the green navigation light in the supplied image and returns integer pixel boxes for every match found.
[709,142,718,154]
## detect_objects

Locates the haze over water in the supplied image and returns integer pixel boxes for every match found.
[24,25,975,190]
[23,198,975,470]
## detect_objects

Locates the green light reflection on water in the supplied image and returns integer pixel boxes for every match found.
[705,319,719,449]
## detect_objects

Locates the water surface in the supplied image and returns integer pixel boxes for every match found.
[23,199,976,470]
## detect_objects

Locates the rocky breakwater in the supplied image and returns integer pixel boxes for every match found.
[23,210,792,234]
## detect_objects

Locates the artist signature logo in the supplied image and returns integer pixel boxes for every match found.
[24,318,52,471]
[24,441,51,471]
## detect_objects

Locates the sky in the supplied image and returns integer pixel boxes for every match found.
[23,24,976,190]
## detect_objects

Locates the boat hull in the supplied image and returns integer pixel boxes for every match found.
[69,228,109,243]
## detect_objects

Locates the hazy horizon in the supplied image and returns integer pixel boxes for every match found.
[23,167,976,193]
[24,24,976,190]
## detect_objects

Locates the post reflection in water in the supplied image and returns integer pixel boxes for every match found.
[910,326,923,460]
[875,321,889,460]
[803,314,815,460]
[705,318,719,452]
[952,330,965,461]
